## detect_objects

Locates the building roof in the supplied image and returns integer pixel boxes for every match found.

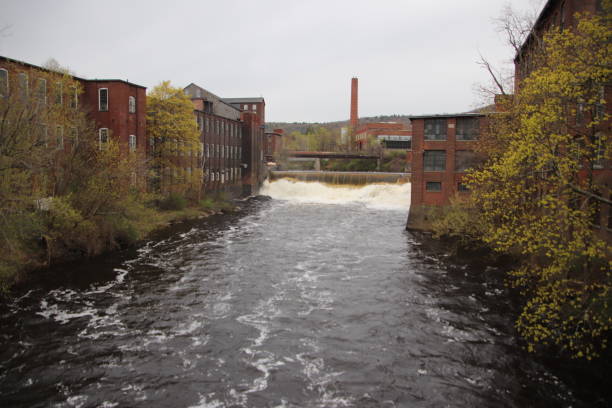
[514,0,558,62]
[222,97,265,104]
[0,55,147,89]
[184,83,241,112]
[407,113,485,119]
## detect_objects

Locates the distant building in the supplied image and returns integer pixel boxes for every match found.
[354,122,412,151]
[264,129,284,162]
[406,113,486,230]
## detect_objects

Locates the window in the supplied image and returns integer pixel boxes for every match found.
[35,79,47,103]
[252,104,257,111]
[0,68,8,97]
[55,126,64,149]
[70,127,78,146]
[99,88,108,111]
[18,72,28,99]
[205,117,209,133]
[70,86,78,108]
[99,128,109,150]
[54,82,62,105]
[199,142,204,157]
[455,150,479,172]
[424,150,446,171]
[38,124,48,147]
[424,118,447,140]
[128,96,136,113]
[206,144,210,158]
[426,181,442,192]
[243,104,248,110]
[458,183,469,192]
[456,117,479,140]
[129,135,137,152]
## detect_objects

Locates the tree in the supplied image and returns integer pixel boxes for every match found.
[0,61,145,281]
[464,8,611,359]
[146,81,202,197]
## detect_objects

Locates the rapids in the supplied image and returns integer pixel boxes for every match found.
[0,180,603,407]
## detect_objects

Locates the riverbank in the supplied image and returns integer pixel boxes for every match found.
[0,195,238,293]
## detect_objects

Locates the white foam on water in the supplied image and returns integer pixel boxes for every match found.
[260,179,410,211]
[189,394,225,408]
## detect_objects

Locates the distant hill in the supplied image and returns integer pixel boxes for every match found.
[266,114,413,135]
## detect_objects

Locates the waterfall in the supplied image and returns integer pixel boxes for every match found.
[259,179,411,211]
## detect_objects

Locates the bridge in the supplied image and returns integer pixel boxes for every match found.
[286,151,380,170]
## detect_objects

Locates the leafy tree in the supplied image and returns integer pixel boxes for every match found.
[146,81,202,197]
[460,8,611,359]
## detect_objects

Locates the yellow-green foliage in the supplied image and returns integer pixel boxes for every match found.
[472,9,611,359]
[146,81,202,196]
[436,8,611,359]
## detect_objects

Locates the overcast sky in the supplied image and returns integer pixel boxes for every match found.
[1,0,543,123]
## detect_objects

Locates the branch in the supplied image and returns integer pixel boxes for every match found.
[477,54,507,95]
[567,184,612,205]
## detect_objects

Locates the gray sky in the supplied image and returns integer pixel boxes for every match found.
[0,0,543,123]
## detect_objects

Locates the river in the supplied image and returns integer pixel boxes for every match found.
[0,179,603,407]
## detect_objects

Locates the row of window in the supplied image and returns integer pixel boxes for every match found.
[197,115,242,139]
[36,124,78,149]
[425,181,469,192]
[424,117,479,141]
[0,68,79,107]
[423,150,481,172]
[98,128,137,152]
[243,104,257,112]
[205,144,241,160]
[98,88,136,113]
[206,168,242,184]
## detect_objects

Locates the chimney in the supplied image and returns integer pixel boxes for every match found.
[350,77,358,134]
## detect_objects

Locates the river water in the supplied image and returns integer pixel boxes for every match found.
[0,180,601,407]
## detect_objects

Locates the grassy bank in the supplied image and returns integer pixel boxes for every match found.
[0,193,236,292]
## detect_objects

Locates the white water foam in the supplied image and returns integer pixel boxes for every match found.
[260,179,410,211]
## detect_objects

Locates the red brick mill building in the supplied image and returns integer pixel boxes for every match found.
[407,0,610,233]
[406,113,485,229]
[1,55,271,198]
[0,56,147,158]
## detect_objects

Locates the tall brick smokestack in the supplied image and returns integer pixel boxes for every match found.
[350,77,358,134]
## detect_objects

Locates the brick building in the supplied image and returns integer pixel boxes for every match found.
[406,113,486,230]
[0,56,147,157]
[514,0,604,89]
[354,122,412,152]
[184,83,244,197]
[514,0,611,233]
[263,129,284,162]
[184,84,267,197]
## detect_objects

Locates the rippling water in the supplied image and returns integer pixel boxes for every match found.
[0,181,600,407]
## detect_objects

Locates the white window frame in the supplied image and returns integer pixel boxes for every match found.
[128,96,136,113]
[98,88,109,112]
[99,128,109,150]
[129,134,137,152]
